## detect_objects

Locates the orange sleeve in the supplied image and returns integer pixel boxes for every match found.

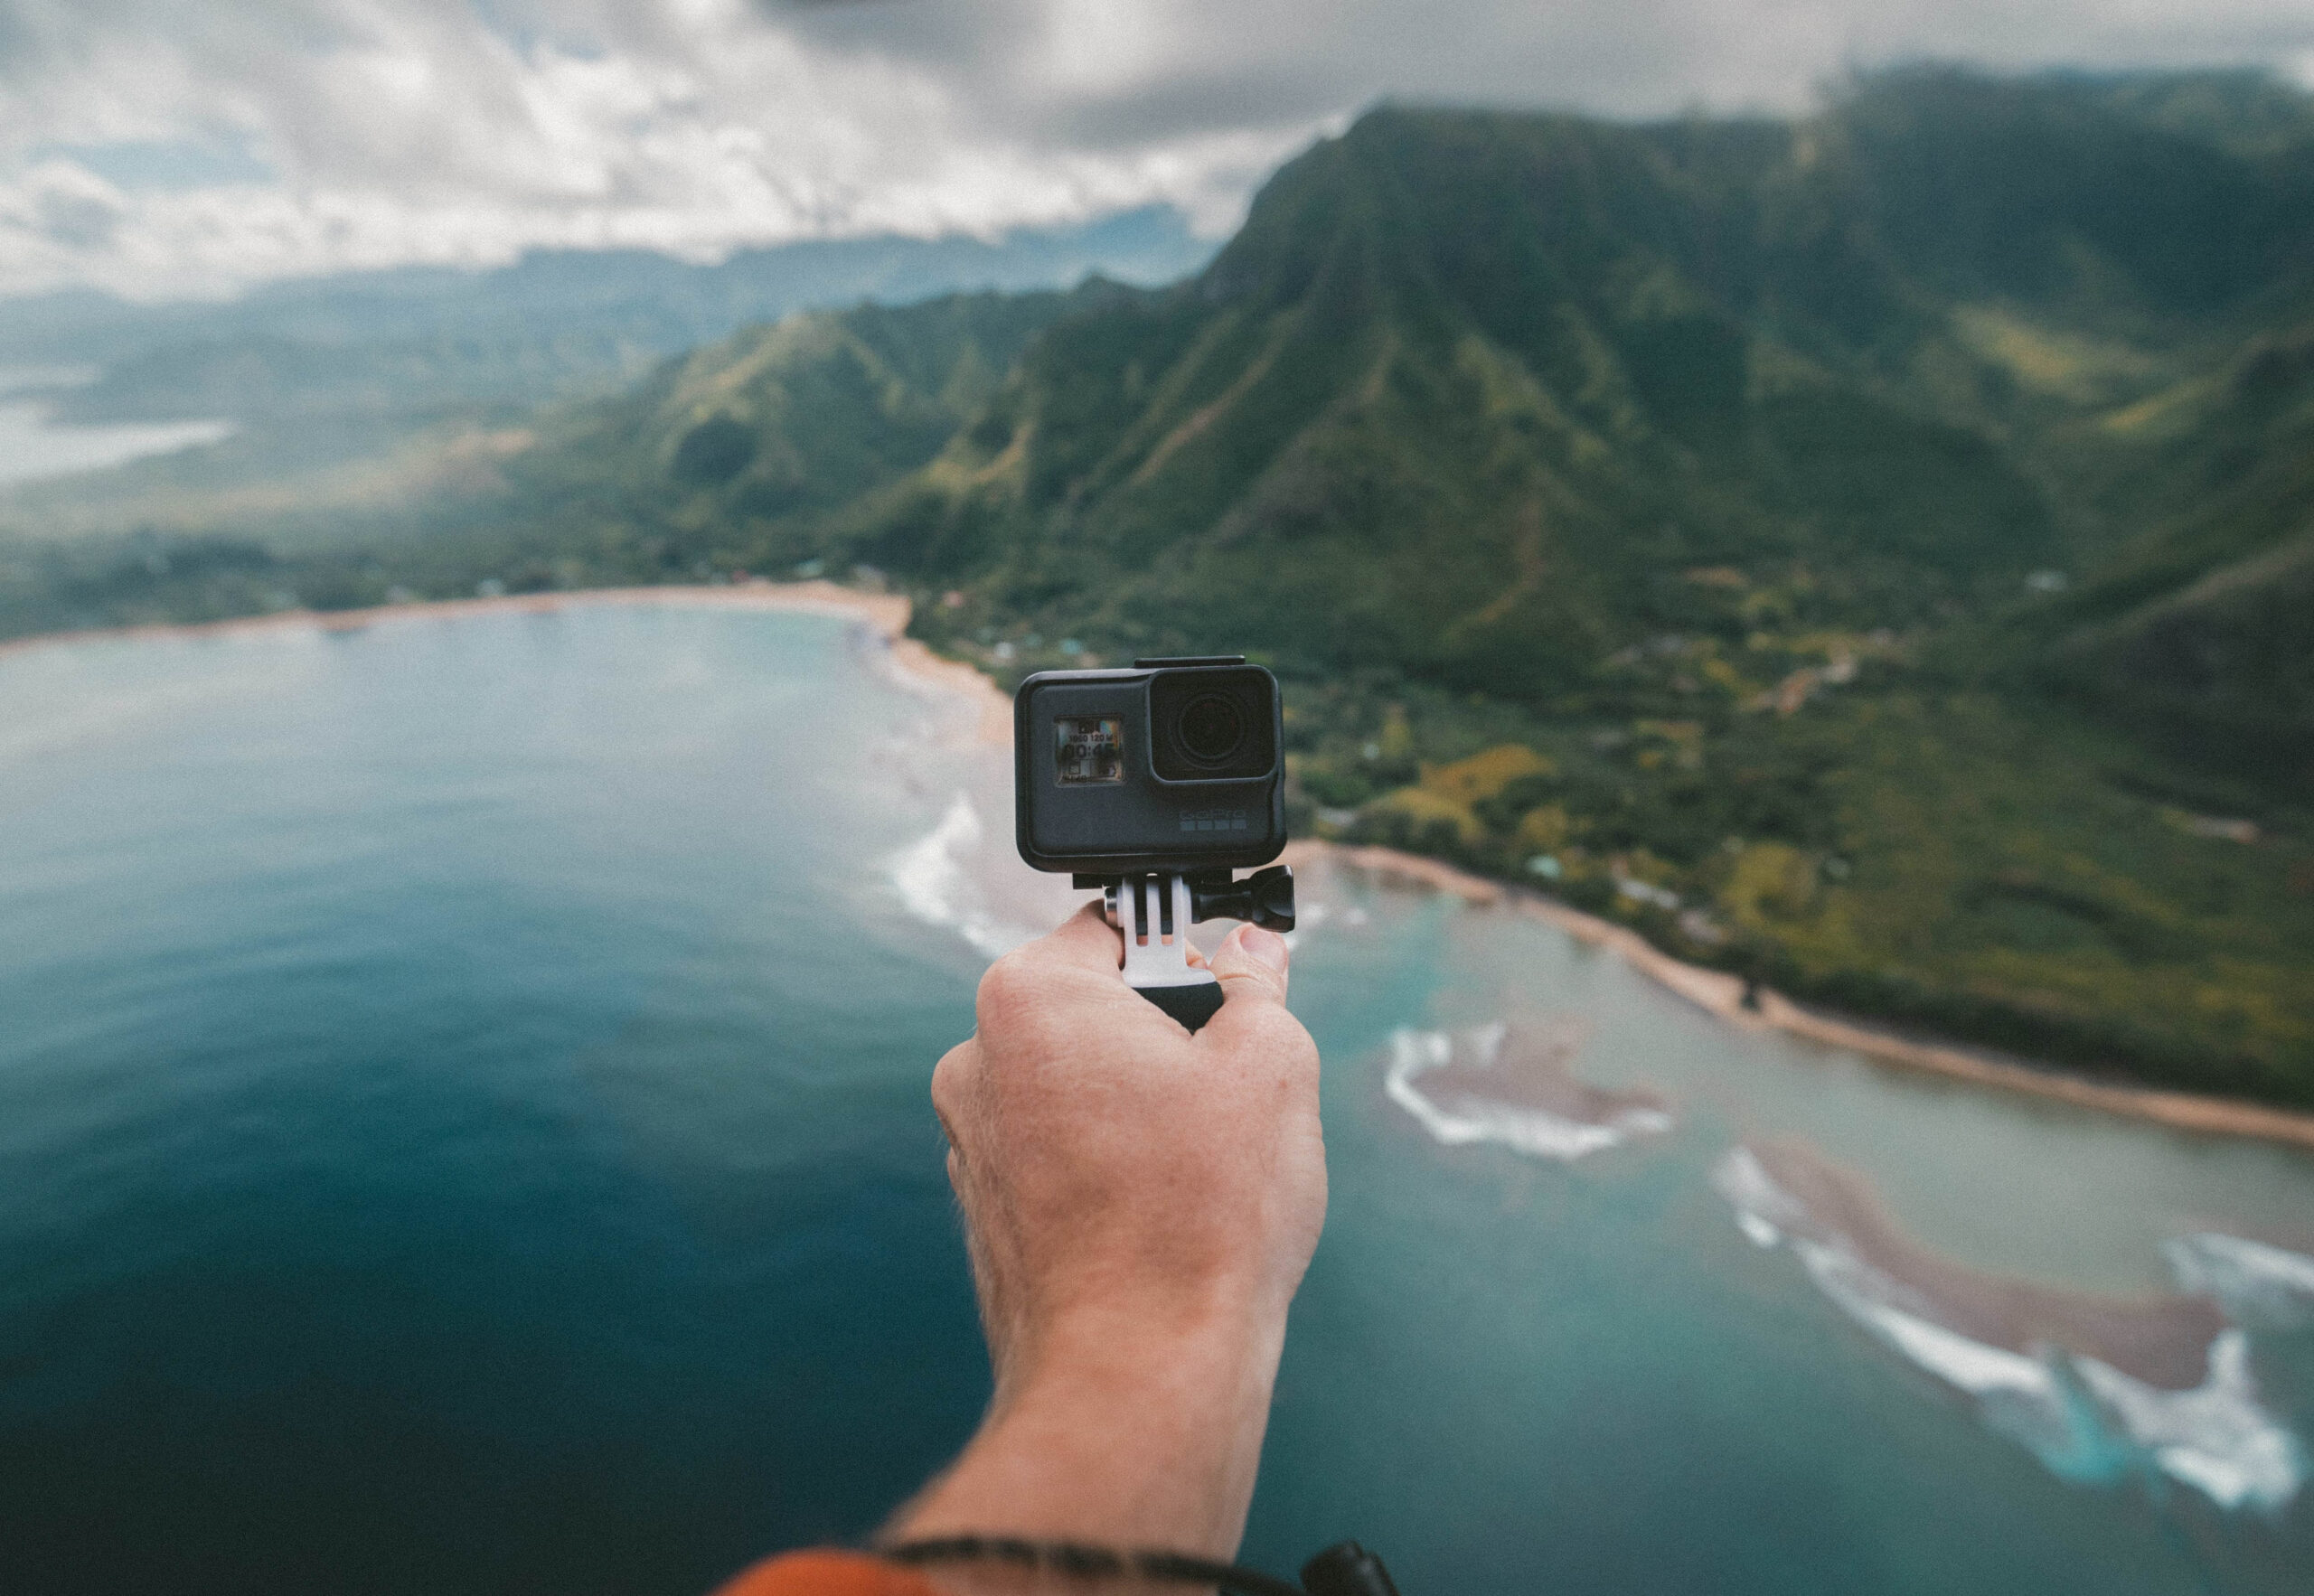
[712,1549,942,1596]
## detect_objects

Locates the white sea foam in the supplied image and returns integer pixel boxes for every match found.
[1713,1148,2307,1510]
[885,793,1039,958]
[1722,1150,2079,1450]
[1722,1152,2120,1482]
[1793,1237,2058,1401]
[2166,1233,2314,1329]
[1384,1026,1670,1162]
[2076,1332,2305,1510]
[1712,1146,1811,1235]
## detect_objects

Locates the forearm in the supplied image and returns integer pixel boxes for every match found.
[890,914,1322,1588]
[891,1297,1289,1557]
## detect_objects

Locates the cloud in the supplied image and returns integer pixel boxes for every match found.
[0,0,2308,301]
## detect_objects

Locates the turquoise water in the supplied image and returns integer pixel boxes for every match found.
[1,604,2309,1594]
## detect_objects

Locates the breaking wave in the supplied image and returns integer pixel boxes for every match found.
[886,793,1039,959]
[1385,1024,1671,1162]
[2074,1333,2303,1510]
[1715,1147,2306,1511]
[2165,1232,2314,1331]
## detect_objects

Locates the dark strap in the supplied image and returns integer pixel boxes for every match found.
[884,1537,1303,1596]
[1135,981,1227,1031]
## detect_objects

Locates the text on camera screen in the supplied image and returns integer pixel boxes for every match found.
[1056,718,1124,784]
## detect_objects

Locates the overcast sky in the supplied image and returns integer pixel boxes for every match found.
[3,0,2310,302]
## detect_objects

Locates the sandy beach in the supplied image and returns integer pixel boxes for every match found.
[0,580,908,656]
[11,580,2314,1154]
[1308,843,2314,1153]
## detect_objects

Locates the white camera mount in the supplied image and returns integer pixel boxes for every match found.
[1093,865,1294,1033]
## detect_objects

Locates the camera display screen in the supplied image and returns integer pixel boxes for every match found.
[1055,718,1124,784]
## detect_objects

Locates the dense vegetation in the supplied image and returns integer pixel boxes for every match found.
[5,67,2313,1105]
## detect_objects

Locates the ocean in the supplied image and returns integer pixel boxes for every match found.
[1,601,2308,1594]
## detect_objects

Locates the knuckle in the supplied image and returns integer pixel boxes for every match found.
[1218,972,1286,1010]
[930,1041,975,1114]
[975,951,1040,1019]
[1235,1007,1319,1069]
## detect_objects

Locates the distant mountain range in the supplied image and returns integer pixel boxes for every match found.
[0,207,1211,541]
[0,205,1211,391]
[5,67,2312,1106]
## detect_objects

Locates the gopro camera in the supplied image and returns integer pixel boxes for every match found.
[1014,655,1295,1031]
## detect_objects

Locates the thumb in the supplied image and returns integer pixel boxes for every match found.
[1207,922,1291,1009]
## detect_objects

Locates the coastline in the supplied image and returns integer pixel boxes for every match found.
[1304,842,2314,1153]
[9,583,2312,1153]
[0,580,909,656]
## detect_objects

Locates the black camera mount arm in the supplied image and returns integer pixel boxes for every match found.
[1073,865,1296,1033]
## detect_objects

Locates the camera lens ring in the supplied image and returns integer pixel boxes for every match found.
[1174,692,1246,766]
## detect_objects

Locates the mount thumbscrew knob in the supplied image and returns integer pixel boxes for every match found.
[1245,863,1295,932]
[1189,864,1294,933]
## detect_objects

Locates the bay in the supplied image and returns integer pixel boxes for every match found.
[0,400,232,487]
[0,603,2307,1595]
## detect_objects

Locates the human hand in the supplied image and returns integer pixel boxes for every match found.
[894,904,1325,1558]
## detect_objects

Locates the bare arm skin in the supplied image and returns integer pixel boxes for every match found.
[890,904,1327,1563]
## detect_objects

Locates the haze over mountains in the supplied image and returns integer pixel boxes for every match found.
[0,208,1211,540]
[5,67,2312,1104]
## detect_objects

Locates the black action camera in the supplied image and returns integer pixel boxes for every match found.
[1014,656,1288,876]
[1013,656,1294,1030]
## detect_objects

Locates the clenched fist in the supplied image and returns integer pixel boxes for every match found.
[896,904,1326,1563]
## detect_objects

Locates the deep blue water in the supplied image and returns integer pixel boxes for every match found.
[2,604,2309,1595]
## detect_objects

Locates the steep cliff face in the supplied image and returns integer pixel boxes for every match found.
[844,72,2314,738]
[2037,319,2314,779]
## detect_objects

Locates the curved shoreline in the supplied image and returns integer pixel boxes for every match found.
[0,581,1021,745]
[1305,842,2314,1154]
[9,583,2313,1153]
[0,580,910,657]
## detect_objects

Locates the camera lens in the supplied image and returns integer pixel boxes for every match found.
[1176,694,1246,765]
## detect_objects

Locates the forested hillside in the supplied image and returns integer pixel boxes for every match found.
[7,68,2313,1104]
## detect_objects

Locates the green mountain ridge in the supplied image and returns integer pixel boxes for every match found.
[2031,316,2314,769]
[6,67,2313,1105]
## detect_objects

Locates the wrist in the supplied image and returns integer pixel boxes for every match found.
[1008,1271,1290,1396]
[895,1288,1291,1556]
